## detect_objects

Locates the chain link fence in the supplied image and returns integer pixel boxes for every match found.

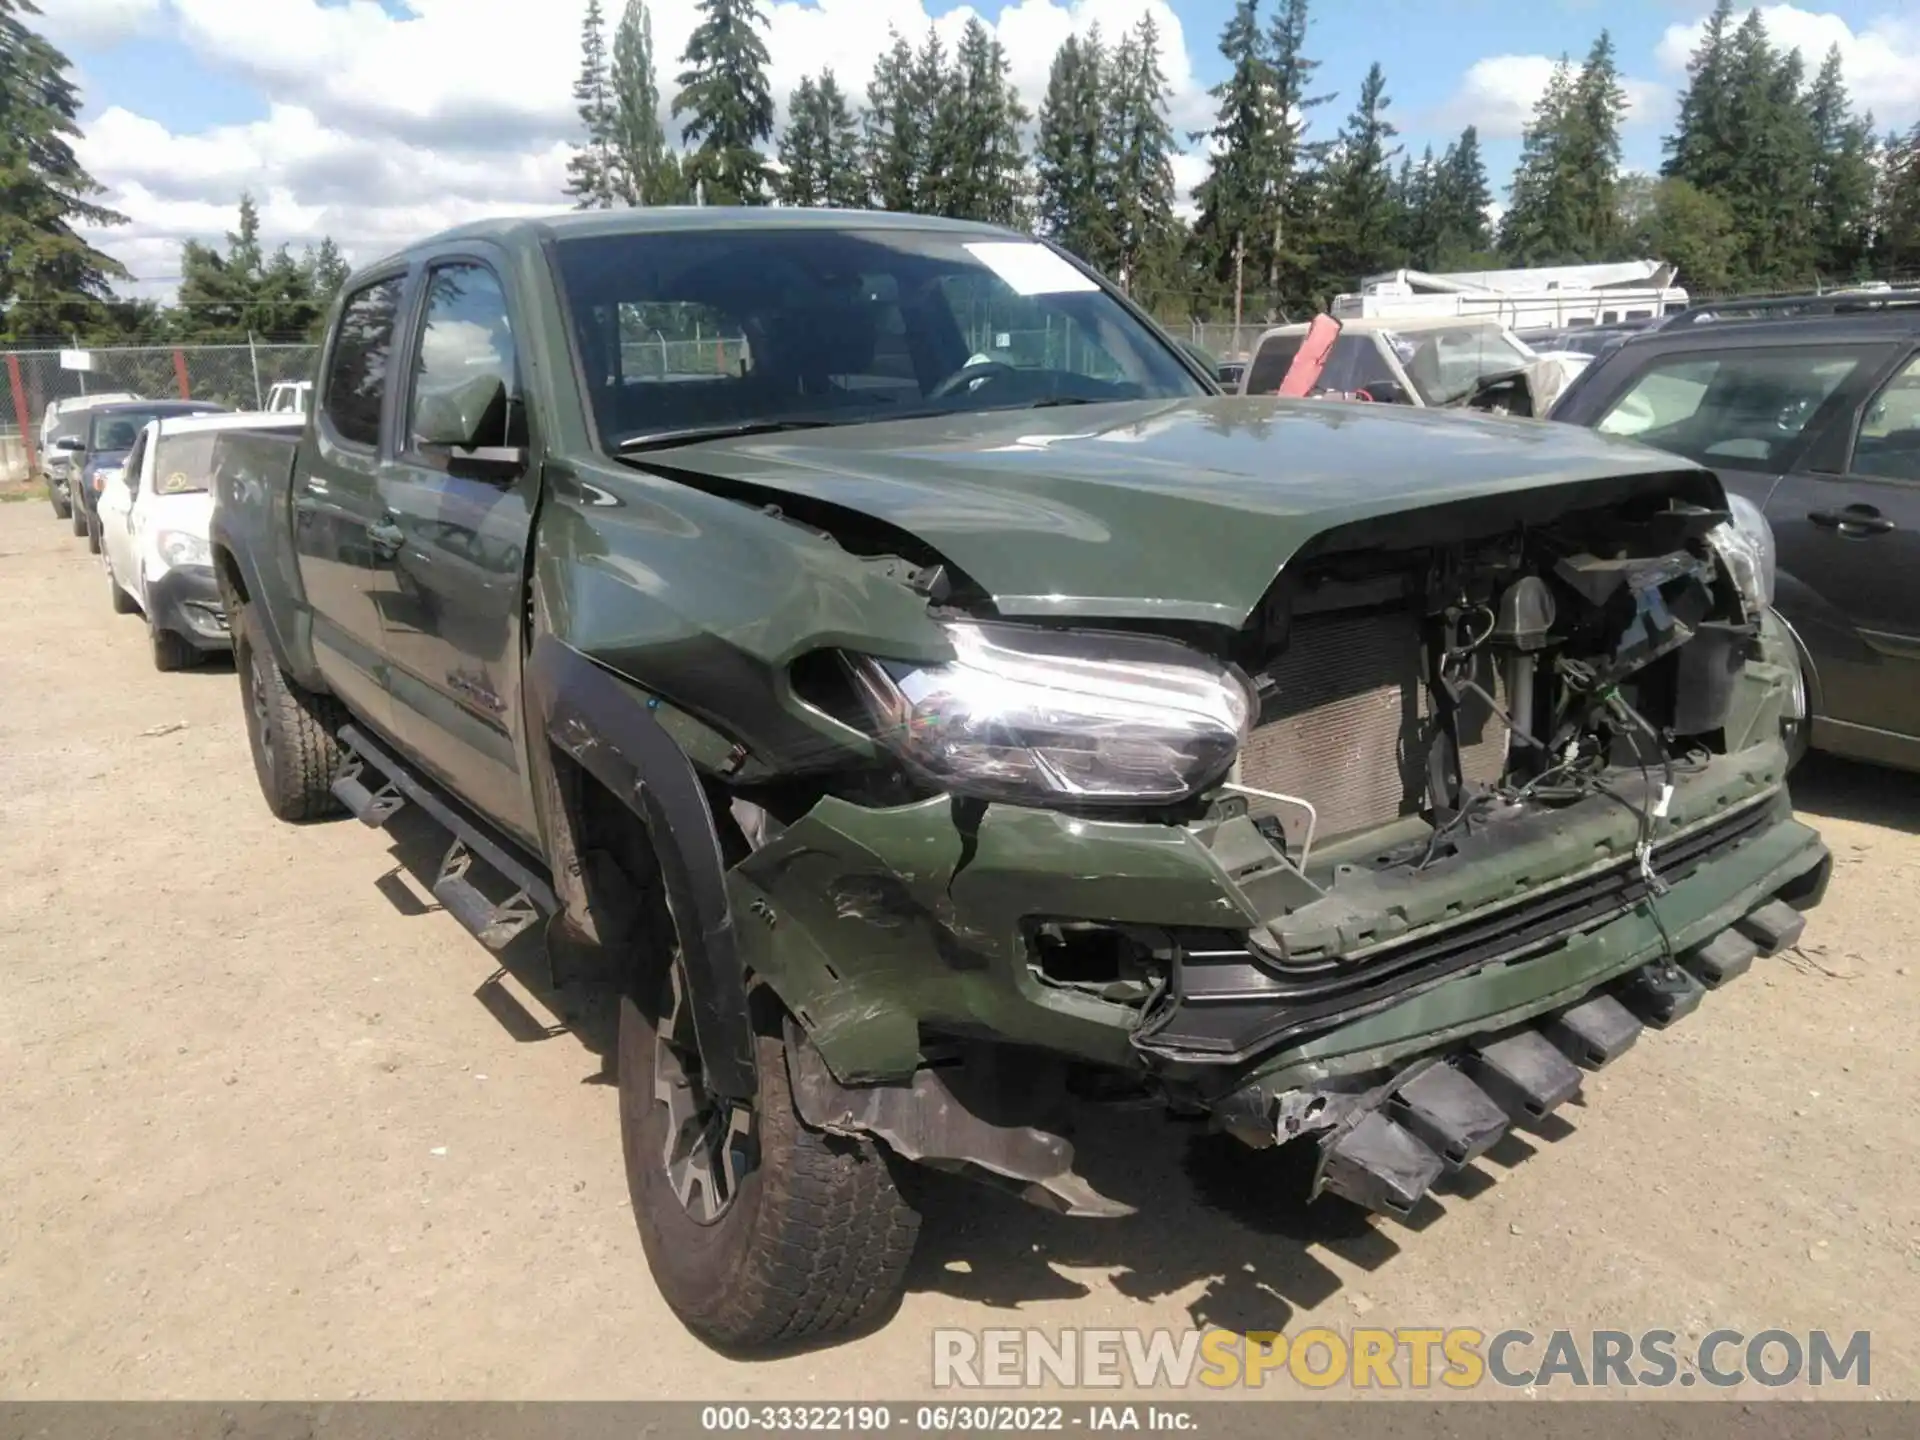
[2,343,319,482]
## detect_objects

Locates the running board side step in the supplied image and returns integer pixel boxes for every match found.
[332,757,407,828]
[336,724,559,953]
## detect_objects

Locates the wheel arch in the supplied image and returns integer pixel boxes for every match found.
[525,632,757,1101]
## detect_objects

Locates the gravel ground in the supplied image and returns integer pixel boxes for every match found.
[2,497,1916,1401]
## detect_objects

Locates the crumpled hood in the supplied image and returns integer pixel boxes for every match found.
[646,396,1706,627]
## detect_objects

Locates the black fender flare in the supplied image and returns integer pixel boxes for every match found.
[208,521,317,690]
[525,633,755,1101]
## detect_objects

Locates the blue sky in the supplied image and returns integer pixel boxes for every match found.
[43,0,1920,296]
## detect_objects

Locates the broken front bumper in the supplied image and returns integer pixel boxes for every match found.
[734,739,1826,1092]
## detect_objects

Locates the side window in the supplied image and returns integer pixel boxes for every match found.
[324,276,405,449]
[406,263,522,452]
[1853,354,1920,482]
[1595,348,1866,471]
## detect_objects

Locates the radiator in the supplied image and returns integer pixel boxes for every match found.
[1236,610,1508,846]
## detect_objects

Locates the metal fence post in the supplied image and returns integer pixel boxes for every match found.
[248,331,263,409]
[172,350,191,399]
[7,353,37,474]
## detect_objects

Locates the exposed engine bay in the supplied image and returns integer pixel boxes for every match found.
[1226,491,1755,868]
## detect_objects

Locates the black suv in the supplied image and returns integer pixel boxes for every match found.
[1552,299,1920,772]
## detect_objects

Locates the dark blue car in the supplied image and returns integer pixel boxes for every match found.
[71,400,225,552]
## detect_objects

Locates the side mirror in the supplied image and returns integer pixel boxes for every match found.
[54,436,86,453]
[415,373,527,481]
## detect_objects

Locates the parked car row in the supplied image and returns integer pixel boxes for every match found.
[36,394,307,670]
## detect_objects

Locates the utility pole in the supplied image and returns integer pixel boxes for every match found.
[1232,234,1246,353]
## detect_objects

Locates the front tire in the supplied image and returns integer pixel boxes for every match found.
[107,560,138,615]
[86,516,101,554]
[619,951,920,1351]
[70,505,86,538]
[151,623,195,671]
[50,488,71,521]
[232,602,346,821]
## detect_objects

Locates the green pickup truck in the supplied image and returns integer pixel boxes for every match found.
[208,208,1829,1350]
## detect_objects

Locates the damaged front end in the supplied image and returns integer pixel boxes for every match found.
[600,462,1829,1224]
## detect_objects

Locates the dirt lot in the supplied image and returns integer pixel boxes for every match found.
[2,495,1917,1400]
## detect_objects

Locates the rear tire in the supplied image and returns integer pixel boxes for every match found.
[232,602,346,822]
[619,936,920,1351]
[151,624,195,671]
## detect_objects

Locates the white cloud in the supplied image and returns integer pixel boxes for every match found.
[1657,5,1920,123]
[1437,53,1666,140]
[37,0,164,48]
[72,0,1210,300]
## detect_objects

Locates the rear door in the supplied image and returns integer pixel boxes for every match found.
[374,252,541,845]
[295,270,410,737]
[1766,348,1920,739]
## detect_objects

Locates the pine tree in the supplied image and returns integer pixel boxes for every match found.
[1393,148,1436,269]
[673,0,774,205]
[307,237,350,300]
[1319,62,1401,285]
[1266,0,1335,306]
[1563,31,1629,259]
[1497,35,1627,265]
[1806,45,1876,280]
[1499,57,1575,263]
[565,0,618,209]
[1719,11,1817,284]
[1878,123,1920,272]
[0,0,130,342]
[609,0,682,206]
[779,70,864,209]
[864,30,924,213]
[1430,126,1493,266]
[1035,30,1115,268]
[1663,0,1737,191]
[1190,1,1281,311]
[912,27,962,217]
[1106,15,1179,295]
[941,18,1029,226]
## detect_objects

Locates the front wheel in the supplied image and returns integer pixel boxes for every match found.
[70,504,86,538]
[232,603,347,821]
[86,516,101,555]
[151,623,196,671]
[619,954,920,1350]
[50,488,71,521]
[107,560,138,615]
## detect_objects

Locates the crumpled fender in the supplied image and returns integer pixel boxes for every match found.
[524,632,756,1101]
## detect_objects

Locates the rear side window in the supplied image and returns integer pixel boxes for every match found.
[1595,347,1868,472]
[325,276,405,449]
[153,433,222,494]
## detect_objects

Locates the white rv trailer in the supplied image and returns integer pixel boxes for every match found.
[1332,260,1689,330]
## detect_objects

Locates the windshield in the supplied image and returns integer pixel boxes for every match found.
[1381,325,1534,405]
[151,433,223,494]
[89,408,205,453]
[1594,348,1867,472]
[554,228,1205,451]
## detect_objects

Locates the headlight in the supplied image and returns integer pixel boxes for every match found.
[1709,492,1776,611]
[844,622,1254,805]
[156,530,211,568]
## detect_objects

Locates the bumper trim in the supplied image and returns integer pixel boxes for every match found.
[1137,791,1785,1064]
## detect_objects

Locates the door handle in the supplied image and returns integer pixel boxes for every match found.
[1808,507,1895,536]
[368,519,405,557]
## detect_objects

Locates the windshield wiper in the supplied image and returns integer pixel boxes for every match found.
[614,418,839,454]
